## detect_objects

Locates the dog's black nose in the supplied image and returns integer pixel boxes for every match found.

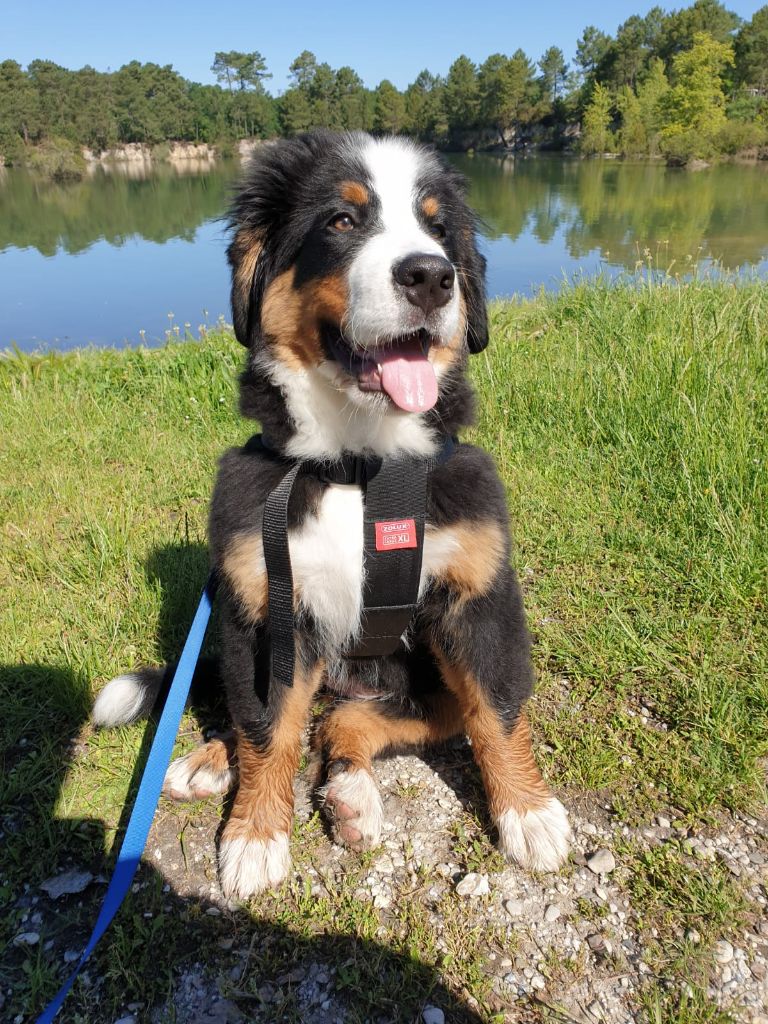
[393,254,455,314]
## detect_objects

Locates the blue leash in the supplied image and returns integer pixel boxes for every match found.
[37,573,217,1024]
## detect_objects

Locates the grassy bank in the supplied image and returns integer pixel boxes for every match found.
[1,279,766,1022]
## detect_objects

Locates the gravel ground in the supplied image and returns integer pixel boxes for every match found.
[17,736,768,1023]
[117,735,768,1024]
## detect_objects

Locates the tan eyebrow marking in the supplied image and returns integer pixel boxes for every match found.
[422,196,440,218]
[340,180,369,206]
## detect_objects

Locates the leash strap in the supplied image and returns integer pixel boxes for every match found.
[36,574,218,1024]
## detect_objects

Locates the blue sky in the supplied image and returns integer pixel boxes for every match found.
[5,0,765,92]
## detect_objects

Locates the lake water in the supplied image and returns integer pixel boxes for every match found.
[2,154,767,351]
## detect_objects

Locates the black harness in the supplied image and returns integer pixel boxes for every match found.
[256,434,456,685]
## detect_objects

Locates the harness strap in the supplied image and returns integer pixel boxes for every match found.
[259,435,455,686]
[262,460,303,688]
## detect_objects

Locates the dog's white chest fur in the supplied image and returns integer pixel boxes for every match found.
[289,484,366,650]
[288,483,453,652]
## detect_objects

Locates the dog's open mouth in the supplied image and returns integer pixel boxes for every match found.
[323,327,438,413]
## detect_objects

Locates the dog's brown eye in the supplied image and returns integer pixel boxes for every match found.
[330,213,356,232]
[429,222,447,241]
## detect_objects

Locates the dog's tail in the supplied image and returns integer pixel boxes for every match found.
[92,657,221,728]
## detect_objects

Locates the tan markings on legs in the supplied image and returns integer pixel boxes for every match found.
[222,531,268,624]
[316,690,464,771]
[435,655,571,870]
[340,180,369,206]
[163,731,237,801]
[225,661,325,843]
[261,267,349,370]
[219,662,325,897]
[435,657,549,817]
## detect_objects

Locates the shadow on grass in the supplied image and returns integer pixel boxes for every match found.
[0,541,488,1023]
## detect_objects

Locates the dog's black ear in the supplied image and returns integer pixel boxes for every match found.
[228,225,267,347]
[459,238,489,355]
[228,132,335,347]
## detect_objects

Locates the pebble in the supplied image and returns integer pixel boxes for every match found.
[455,873,489,897]
[64,950,80,963]
[714,939,734,965]
[530,974,546,990]
[40,869,94,900]
[13,931,40,946]
[587,933,606,953]
[544,904,561,923]
[656,815,671,828]
[422,1007,445,1024]
[113,1017,137,1024]
[586,849,616,875]
[685,928,701,944]
[504,899,524,917]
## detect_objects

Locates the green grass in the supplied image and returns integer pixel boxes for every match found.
[1,278,766,1021]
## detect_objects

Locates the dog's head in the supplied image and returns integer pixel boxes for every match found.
[228,131,487,457]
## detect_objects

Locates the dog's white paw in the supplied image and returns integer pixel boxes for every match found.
[320,767,384,850]
[218,832,291,899]
[163,748,236,802]
[497,797,571,872]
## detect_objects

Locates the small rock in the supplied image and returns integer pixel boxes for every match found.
[64,950,80,963]
[685,928,701,944]
[113,1017,137,1024]
[544,904,561,923]
[40,869,94,900]
[422,1007,445,1024]
[750,961,767,981]
[217,937,234,950]
[530,975,546,990]
[587,933,605,953]
[456,873,489,897]
[504,899,524,917]
[714,939,734,965]
[13,931,40,946]
[656,815,671,828]
[586,849,615,874]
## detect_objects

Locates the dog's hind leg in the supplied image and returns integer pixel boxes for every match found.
[315,691,463,850]
[163,731,237,801]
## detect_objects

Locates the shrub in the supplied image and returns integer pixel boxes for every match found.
[714,119,768,155]
[25,137,86,181]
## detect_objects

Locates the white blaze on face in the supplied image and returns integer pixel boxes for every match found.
[345,137,461,348]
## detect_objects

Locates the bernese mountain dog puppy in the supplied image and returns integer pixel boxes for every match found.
[93,130,571,899]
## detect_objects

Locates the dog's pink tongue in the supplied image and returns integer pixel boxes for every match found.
[378,341,438,412]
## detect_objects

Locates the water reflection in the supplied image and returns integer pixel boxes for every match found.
[454,154,768,272]
[1,155,767,349]
[0,161,238,258]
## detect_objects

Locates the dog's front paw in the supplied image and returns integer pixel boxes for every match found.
[218,829,291,898]
[496,797,571,872]
[320,766,384,851]
[163,736,236,801]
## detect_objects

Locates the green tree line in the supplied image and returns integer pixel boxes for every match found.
[1,0,766,171]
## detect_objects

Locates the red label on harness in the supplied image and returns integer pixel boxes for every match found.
[375,518,417,551]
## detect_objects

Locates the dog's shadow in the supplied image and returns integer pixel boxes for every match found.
[2,540,488,1023]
